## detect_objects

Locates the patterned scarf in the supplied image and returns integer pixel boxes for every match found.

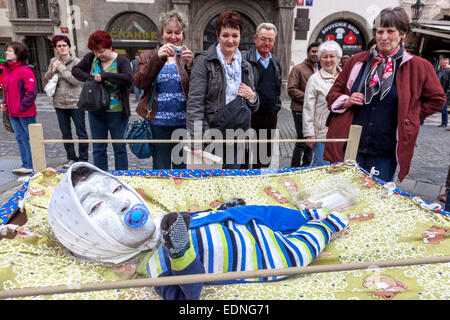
[364,43,404,104]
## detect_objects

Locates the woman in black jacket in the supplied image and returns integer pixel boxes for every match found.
[72,30,133,171]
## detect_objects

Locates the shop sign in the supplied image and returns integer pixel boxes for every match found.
[109,30,158,41]
[107,12,160,42]
[317,20,365,53]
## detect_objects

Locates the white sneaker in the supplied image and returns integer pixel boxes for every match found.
[12,168,33,175]
[62,160,75,169]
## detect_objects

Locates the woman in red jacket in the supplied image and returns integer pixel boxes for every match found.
[324,7,446,182]
[0,42,37,175]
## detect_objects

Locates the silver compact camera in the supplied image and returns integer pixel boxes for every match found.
[173,46,183,55]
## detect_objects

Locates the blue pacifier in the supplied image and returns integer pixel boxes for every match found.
[124,204,149,229]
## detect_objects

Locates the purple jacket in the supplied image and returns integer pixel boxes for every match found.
[1,61,37,117]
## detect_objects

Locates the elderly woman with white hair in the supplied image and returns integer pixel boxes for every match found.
[302,40,342,166]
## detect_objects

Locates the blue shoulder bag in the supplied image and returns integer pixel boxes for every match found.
[124,83,157,159]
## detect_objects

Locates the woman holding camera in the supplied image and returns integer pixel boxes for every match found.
[133,10,193,169]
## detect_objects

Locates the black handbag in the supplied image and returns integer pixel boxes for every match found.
[0,88,13,133]
[210,96,251,133]
[124,83,157,159]
[77,77,110,112]
[77,59,110,112]
[2,110,13,133]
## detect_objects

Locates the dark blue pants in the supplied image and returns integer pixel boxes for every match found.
[9,116,36,169]
[88,111,128,171]
[356,153,397,182]
[55,108,89,162]
[291,110,313,167]
[440,100,448,126]
[151,124,186,170]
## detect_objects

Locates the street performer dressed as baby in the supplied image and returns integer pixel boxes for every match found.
[48,162,348,300]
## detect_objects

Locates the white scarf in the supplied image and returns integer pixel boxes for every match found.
[216,43,242,104]
[48,162,161,264]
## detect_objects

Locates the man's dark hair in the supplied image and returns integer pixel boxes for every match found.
[307,42,321,52]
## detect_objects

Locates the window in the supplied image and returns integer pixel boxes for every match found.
[15,0,28,18]
[36,0,49,18]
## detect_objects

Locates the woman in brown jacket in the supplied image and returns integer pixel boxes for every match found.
[133,10,193,169]
[325,7,446,182]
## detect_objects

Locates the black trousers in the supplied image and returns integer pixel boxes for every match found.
[290,110,313,167]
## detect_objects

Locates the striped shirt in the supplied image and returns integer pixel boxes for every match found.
[146,205,347,284]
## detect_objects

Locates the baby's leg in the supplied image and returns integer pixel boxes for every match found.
[282,212,348,266]
[155,212,205,300]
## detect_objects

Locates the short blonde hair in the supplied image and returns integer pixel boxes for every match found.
[318,40,342,60]
[159,10,187,33]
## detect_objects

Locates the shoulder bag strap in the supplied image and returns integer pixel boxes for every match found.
[355,53,373,94]
[145,81,158,118]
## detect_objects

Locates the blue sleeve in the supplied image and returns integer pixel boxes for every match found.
[190,205,314,234]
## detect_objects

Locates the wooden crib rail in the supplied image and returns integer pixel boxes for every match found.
[28,123,362,172]
[0,255,448,299]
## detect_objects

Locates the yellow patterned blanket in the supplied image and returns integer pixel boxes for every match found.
[0,163,449,300]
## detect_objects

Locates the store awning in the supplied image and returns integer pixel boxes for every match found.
[411,27,450,40]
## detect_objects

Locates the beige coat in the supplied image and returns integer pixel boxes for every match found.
[302,68,339,139]
[44,55,83,109]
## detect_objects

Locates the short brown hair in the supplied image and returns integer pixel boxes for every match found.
[52,35,71,48]
[373,7,411,36]
[5,41,29,63]
[216,10,242,36]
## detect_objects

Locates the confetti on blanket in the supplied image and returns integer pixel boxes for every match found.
[0,163,449,300]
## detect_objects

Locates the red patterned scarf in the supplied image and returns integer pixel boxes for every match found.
[364,44,404,104]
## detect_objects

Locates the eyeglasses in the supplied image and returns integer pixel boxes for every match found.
[257,37,275,43]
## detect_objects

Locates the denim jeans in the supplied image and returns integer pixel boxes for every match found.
[151,124,186,170]
[88,111,128,171]
[291,110,313,167]
[132,84,144,101]
[440,100,448,126]
[356,153,397,182]
[445,191,450,212]
[9,116,36,169]
[311,142,330,166]
[55,108,89,162]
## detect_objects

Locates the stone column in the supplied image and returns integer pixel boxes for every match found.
[275,0,296,101]
[171,0,192,49]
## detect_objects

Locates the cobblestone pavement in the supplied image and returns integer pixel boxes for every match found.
[0,94,448,207]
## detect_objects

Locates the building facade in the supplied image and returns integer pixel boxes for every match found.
[1,0,449,91]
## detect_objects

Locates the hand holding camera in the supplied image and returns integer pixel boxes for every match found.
[158,44,193,69]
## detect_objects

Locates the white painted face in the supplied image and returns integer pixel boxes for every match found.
[73,172,156,248]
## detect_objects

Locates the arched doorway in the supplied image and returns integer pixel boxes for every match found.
[202,12,256,51]
[106,12,160,60]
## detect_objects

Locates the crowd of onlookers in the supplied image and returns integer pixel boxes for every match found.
[0,7,448,209]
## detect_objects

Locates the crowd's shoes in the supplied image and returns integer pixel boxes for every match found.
[438,191,448,203]
[62,160,75,170]
[12,167,33,175]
